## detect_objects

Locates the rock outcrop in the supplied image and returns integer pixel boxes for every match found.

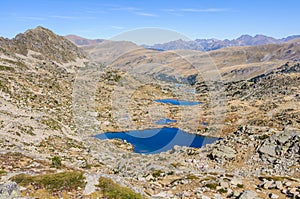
[0,26,85,63]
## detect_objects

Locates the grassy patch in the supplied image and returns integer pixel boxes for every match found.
[0,65,15,71]
[97,177,143,199]
[218,188,228,193]
[237,184,244,188]
[205,183,218,190]
[10,171,85,191]
[0,170,7,176]
[41,117,61,131]
[17,125,35,136]
[152,170,163,178]
[51,156,62,168]
[258,134,269,140]
[171,162,182,168]
[186,174,198,180]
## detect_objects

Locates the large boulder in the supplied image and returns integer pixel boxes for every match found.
[0,181,20,199]
[239,190,259,199]
[210,145,237,161]
[257,129,300,163]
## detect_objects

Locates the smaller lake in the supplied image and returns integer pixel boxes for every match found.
[155,99,201,106]
[155,118,177,125]
[95,127,219,154]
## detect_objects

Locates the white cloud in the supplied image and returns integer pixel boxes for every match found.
[160,9,176,12]
[180,8,227,12]
[17,16,45,21]
[51,15,77,19]
[50,15,96,20]
[110,6,140,11]
[111,26,125,30]
[134,12,158,17]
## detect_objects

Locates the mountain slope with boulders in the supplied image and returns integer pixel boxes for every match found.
[0,26,299,199]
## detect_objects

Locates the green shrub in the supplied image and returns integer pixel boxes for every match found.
[258,134,269,140]
[218,188,228,193]
[186,175,198,180]
[41,118,61,131]
[10,171,85,190]
[51,156,62,168]
[152,170,163,178]
[0,65,14,71]
[97,177,143,199]
[237,184,244,188]
[0,170,6,176]
[205,183,218,190]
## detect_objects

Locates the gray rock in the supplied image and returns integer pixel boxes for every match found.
[145,174,154,181]
[275,181,283,190]
[281,189,287,194]
[269,193,279,198]
[211,145,236,160]
[257,130,300,167]
[220,181,229,189]
[214,194,223,199]
[289,188,299,195]
[285,182,292,187]
[258,142,277,157]
[226,188,233,197]
[231,177,243,186]
[263,181,274,189]
[239,190,258,199]
[83,173,101,195]
[201,196,211,199]
[152,191,171,198]
[232,190,241,197]
[0,181,20,199]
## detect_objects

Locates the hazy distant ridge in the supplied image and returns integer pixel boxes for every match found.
[144,34,300,51]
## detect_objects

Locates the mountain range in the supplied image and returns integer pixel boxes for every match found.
[65,33,300,52]
[143,34,300,51]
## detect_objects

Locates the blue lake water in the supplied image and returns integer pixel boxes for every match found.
[155,99,201,106]
[202,122,208,126]
[95,127,219,154]
[155,118,177,125]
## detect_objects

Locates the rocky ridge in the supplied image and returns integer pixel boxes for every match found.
[0,26,85,63]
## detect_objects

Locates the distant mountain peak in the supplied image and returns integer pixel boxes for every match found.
[237,34,253,39]
[21,26,56,37]
[65,34,104,46]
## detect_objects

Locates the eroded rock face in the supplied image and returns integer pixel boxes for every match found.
[239,190,258,199]
[257,129,300,164]
[210,145,237,161]
[0,181,20,199]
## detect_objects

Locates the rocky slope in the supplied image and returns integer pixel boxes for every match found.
[0,27,299,199]
[0,26,85,63]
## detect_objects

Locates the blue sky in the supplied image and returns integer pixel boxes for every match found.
[0,0,299,42]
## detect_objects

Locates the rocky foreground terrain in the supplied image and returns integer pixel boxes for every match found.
[0,27,299,199]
